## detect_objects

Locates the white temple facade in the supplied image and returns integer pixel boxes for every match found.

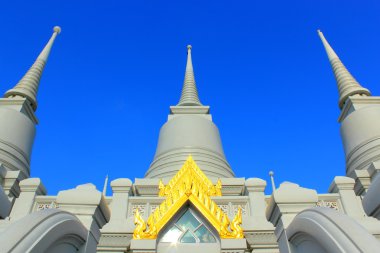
[0,27,380,253]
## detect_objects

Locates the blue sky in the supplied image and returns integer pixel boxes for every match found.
[0,1,379,195]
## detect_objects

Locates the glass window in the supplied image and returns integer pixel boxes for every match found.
[180,230,197,243]
[176,209,200,231]
[160,208,217,244]
[194,225,216,243]
[160,226,182,243]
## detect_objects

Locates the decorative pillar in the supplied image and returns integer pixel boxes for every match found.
[329,176,380,237]
[57,183,110,253]
[245,178,278,252]
[98,179,134,251]
[102,178,132,232]
[266,182,318,253]
[245,178,274,228]
[329,176,366,217]
[98,178,134,252]
[9,178,46,221]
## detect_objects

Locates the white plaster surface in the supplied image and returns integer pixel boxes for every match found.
[287,207,380,253]
[0,209,87,253]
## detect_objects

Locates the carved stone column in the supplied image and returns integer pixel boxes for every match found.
[329,176,380,238]
[99,178,133,251]
[9,178,46,221]
[245,178,278,252]
[102,178,132,232]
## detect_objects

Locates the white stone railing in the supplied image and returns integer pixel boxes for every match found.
[127,196,250,219]
[128,197,165,219]
[212,196,249,218]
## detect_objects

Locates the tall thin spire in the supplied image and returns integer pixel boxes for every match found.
[318,30,371,109]
[177,45,202,106]
[4,26,61,111]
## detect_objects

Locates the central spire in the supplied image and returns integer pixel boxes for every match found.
[146,45,234,179]
[177,45,202,106]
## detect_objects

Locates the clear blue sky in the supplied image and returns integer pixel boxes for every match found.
[0,1,379,195]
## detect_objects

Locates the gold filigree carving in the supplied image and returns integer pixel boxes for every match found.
[229,207,244,238]
[158,156,222,197]
[133,155,244,240]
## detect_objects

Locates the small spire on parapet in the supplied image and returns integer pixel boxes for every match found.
[177,45,202,106]
[269,171,276,192]
[4,26,61,111]
[317,30,371,109]
[102,174,109,196]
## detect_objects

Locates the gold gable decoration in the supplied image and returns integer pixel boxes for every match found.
[158,156,222,197]
[133,155,244,240]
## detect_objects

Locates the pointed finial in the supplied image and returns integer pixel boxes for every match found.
[269,171,276,191]
[317,30,338,60]
[177,45,202,106]
[215,178,222,196]
[158,179,165,197]
[4,26,61,111]
[102,174,109,196]
[53,26,61,34]
[317,30,371,109]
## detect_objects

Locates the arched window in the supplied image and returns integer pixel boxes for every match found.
[159,208,217,244]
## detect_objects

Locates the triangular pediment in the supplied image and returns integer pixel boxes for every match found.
[133,156,243,239]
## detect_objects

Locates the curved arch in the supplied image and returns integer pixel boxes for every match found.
[0,208,88,253]
[287,207,380,253]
